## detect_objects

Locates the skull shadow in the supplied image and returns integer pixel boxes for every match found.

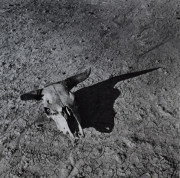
[75,68,159,133]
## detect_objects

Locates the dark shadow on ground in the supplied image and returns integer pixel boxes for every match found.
[75,67,160,133]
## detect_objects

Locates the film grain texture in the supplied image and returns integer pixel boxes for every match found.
[0,0,180,177]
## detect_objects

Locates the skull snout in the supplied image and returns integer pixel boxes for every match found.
[62,106,84,139]
[43,104,84,139]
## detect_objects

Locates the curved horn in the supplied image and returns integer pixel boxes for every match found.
[64,68,91,90]
[20,89,43,101]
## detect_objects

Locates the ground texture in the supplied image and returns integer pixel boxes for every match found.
[0,0,180,177]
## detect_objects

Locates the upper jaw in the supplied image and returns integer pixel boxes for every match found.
[50,106,84,140]
[62,106,84,139]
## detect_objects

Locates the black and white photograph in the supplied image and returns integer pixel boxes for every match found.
[0,0,180,177]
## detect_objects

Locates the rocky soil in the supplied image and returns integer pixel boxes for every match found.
[0,0,180,177]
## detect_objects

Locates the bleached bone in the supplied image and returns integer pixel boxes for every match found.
[21,68,91,141]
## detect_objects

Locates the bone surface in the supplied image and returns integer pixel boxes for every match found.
[20,68,91,140]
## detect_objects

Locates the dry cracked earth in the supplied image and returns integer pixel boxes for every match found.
[0,0,180,177]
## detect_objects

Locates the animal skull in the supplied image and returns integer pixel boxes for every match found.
[21,68,91,141]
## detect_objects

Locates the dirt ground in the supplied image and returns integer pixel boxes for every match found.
[0,0,180,177]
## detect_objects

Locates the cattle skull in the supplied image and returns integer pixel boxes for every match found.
[20,68,91,141]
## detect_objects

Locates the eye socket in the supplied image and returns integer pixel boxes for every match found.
[44,107,51,115]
